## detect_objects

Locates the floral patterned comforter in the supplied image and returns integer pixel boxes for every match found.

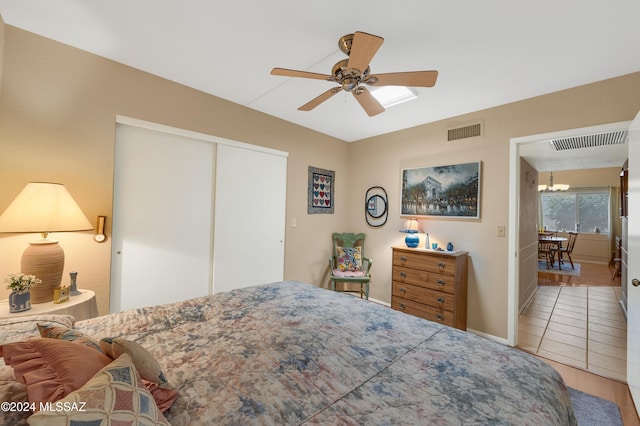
[73,281,575,425]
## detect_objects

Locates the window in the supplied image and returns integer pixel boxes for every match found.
[540,189,610,234]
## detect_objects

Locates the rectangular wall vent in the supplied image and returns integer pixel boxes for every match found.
[549,130,628,151]
[448,123,482,141]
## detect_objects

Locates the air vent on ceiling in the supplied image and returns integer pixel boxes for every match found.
[447,122,482,141]
[549,130,628,151]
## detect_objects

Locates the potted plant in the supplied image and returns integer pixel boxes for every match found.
[5,273,41,313]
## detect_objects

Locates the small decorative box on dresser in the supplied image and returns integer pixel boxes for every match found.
[391,247,468,330]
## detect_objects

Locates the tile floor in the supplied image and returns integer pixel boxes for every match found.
[519,284,627,382]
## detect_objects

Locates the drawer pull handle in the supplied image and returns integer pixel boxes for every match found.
[400,272,407,278]
[437,279,445,286]
[438,262,446,270]
[437,296,445,303]
[436,313,444,321]
[400,287,407,293]
[399,303,406,309]
[400,256,408,262]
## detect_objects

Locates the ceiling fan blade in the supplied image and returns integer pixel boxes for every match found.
[347,31,384,75]
[353,87,385,117]
[298,87,342,111]
[271,68,332,81]
[366,70,439,87]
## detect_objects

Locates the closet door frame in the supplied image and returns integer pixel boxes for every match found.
[112,116,288,311]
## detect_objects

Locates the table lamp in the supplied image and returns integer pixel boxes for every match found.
[0,182,93,303]
[400,218,423,248]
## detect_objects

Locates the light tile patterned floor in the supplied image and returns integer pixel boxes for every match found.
[519,285,627,382]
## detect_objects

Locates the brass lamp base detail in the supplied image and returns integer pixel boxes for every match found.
[21,240,64,304]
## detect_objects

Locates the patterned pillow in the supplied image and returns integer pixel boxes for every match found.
[100,338,167,384]
[37,323,104,353]
[28,353,170,425]
[336,246,363,271]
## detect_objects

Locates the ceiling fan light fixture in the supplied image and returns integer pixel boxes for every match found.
[342,77,359,92]
[370,86,418,108]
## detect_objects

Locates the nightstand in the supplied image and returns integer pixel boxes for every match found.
[0,289,98,321]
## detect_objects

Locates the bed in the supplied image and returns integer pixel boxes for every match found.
[1,281,576,425]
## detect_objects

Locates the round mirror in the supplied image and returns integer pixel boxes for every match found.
[365,186,388,228]
[367,195,387,219]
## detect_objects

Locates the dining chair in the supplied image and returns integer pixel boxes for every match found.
[538,239,555,270]
[558,232,579,269]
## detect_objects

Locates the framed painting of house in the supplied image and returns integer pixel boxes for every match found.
[308,166,335,214]
[401,161,481,218]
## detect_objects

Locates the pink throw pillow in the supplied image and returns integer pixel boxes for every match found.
[0,338,112,407]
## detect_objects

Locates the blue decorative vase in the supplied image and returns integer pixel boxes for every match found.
[9,291,31,313]
[447,242,454,251]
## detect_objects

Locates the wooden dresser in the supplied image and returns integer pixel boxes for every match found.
[391,247,468,330]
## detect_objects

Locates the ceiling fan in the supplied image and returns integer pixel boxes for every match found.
[271,31,438,117]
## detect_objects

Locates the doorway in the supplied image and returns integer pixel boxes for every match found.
[508,121,630,380]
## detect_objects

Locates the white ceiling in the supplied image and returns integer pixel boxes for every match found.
[1,0,639,148]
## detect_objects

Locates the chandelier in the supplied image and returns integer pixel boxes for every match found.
[538,172,570,192]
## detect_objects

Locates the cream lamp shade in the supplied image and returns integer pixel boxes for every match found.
[0,182,93,303]
[399,218,424,248]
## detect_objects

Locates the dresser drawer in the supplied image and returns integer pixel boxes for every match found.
[392,282,454,312]
[391,297,453,327]
[393,250,457,275]
[392,267,456,294]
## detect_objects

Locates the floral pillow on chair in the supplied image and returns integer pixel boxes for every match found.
[336,246,363,272]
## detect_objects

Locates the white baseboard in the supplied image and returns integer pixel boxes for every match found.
[519,289,538,315]
[368,297,390,307]
[466,328,510,346]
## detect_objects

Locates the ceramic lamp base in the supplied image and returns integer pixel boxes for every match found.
[404,233,419,248]
[21,240,64,304]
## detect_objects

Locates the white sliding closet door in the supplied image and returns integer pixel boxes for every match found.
[111,124,214,312]
[213,144,287,293]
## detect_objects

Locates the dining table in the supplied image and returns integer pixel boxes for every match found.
[538,235,568,268]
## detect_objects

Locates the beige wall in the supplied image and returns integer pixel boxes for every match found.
[0,26,349,315]
[1,24,639,339]
[348,73,640,338]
